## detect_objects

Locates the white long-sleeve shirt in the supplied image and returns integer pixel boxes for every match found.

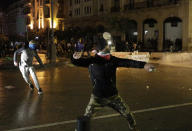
[13,47,43,67]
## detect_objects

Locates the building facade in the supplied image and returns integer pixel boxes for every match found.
[25,0,65,31]
[6,0,65,40]
[63,0,192,52]
[6,0,28,38]
[0,10,7,35]
[5,0,192,52]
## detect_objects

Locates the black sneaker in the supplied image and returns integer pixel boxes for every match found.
[127,113,136,130]
[29,84,34,91]
[38,88,43,95]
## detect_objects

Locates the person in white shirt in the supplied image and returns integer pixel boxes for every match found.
[13,40,44,95]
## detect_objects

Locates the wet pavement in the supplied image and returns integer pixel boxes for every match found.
[0,62,192,131]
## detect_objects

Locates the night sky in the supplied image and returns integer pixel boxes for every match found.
[0,0,18,10]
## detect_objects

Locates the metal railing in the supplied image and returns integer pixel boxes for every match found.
[124,0,181,11]
[153,0,180,6]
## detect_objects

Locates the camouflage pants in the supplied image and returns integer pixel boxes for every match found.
[84,94,134,120]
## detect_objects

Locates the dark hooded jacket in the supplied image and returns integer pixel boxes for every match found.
[71,54,146,98]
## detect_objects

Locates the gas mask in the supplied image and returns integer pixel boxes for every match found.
[29,40,37,50]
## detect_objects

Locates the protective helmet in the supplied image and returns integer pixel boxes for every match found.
[29,40,37,50]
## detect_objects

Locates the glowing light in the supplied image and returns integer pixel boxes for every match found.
[30,22,33,29]
[49,19,57,29]
[38,19,44,29]
[49,20,52,28]
[53,20,57,28]
[108,40,112,45]
[133,32,138,36]
[42,18,44,28]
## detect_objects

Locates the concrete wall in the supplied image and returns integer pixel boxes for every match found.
[16,12,26,36]
[188,0,192,51]
[124,5,181,51]
[64,0,192,52]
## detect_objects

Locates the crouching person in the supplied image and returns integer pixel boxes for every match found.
[13,40,44,95]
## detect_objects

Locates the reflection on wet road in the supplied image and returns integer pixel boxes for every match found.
[0,65,192,131]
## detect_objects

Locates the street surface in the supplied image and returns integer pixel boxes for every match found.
[0,64,192,131]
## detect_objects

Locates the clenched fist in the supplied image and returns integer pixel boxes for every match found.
[73,52,83,59]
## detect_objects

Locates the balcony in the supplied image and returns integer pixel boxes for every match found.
[153,0,180,6]
[124,0,180,11]
[134,2,147,9]
[111,6,120,13]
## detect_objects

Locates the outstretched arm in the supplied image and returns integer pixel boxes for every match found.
[113,56,155,72]
[34,50,43,66]
[13,48,23,66]
[114,56,146,68]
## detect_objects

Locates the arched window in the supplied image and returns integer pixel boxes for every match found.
[143,18,158,51]
[163,17,182,51]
